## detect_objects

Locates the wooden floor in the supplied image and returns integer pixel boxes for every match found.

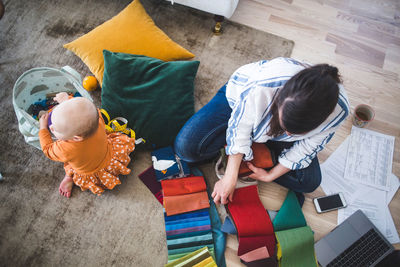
[225,0,400,265]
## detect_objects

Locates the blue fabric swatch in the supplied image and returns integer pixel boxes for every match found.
[221,216,237,235]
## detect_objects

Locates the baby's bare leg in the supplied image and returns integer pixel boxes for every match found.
[59,175,73,198]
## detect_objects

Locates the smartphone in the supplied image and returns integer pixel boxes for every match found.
[313,193,347,213]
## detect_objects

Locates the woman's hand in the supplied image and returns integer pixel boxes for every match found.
[53,92,69,103]
[211,176,237,205]
[247,162,275,182]
[39,112,49,130]
[247,162,291,183]
[212,153,243,205]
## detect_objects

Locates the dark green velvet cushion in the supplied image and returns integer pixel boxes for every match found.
[101,50,200,149]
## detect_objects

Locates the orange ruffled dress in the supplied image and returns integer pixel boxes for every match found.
[39,111,135,195]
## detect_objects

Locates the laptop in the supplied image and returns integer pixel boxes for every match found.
[315,209,394,267]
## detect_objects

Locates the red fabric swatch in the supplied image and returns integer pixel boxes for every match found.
[226,185,275,256]
[161,176,206,196]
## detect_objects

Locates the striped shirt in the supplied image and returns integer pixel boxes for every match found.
[225,57,349,170]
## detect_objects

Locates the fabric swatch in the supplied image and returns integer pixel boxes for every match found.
[163,208,214,262]
[165,247,216,267]
[239,246,270,262]
[166,225,212,237]
[164,191,210,216]
[138,166,163,204]
[226,185,275,256]
[221,216,237,235]
[162,176,206,196]
[241,257,278,267]
[273,190,307,232]
[165,218,211,232]
[190,166,227,267]
[152,146,190,180]
[275,226,317,267]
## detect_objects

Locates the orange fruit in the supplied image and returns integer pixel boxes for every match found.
[82,76,98,91]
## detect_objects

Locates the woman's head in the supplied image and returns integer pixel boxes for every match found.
[267,64,341,137]
[50,97,99,141]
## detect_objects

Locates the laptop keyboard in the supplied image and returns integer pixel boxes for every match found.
[327,229,391,267]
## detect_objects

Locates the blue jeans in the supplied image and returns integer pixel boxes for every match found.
[174,84,321,193]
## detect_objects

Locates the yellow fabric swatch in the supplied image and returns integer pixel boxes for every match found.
[193,256,216,267]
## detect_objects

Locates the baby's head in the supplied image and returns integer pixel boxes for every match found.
[50,97,98,141]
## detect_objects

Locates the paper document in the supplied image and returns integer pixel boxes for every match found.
[337,173,400,244]
[338,188,387,233]
[344,127,395,191]
[321,133,399,244]
[320,137,368,204]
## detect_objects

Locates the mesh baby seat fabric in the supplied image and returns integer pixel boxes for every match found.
[13,66,93,149]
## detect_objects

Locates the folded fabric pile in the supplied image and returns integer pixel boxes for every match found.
[222,187,318,266]
[162,177,214,263]
[165,247,216,267]
[138,146,224,266]
[162,177,210,216]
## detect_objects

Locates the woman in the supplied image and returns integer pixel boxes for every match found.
[174,57,349,205]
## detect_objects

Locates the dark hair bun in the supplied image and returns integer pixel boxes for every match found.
[317,64,341,83]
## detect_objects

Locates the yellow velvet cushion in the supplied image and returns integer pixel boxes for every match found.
[63,0,194,85]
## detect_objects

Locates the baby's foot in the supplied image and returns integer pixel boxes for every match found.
[59,175,73,198]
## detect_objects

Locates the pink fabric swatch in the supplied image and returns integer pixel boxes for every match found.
[240,246,270,262]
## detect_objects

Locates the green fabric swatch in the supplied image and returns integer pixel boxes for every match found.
[275,226,317,267]
[273,190,307,231]
[101,50,200,149]
[168,244,214,256]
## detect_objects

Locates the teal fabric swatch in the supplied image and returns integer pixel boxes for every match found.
[168,244,214,256]
[273,190,307,232]
[167,233,213,246]
[165,215,211,225]
[167,230,212,241]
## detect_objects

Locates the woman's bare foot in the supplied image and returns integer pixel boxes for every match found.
[59,175,73,198]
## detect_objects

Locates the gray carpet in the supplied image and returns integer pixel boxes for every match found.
[0,0,293,266]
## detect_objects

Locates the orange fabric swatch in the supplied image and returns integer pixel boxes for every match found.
[164,191,210,216]
[238,143,274,177]
[161,176,207,196]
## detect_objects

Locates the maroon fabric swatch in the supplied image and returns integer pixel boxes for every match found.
[138,166,163,204]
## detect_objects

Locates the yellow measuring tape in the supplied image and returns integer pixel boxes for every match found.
[100,109,145,145]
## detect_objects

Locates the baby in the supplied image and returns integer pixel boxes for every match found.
[39,92,135,198]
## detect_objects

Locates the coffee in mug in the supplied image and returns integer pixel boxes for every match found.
[353,104,375,128]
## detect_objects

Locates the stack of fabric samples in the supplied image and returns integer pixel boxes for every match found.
[138,146,223,266]
[161,176,215,264]
[221,187,318,266]
[165,247,216,267]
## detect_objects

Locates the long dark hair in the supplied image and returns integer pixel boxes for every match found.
[267,64,341,137]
